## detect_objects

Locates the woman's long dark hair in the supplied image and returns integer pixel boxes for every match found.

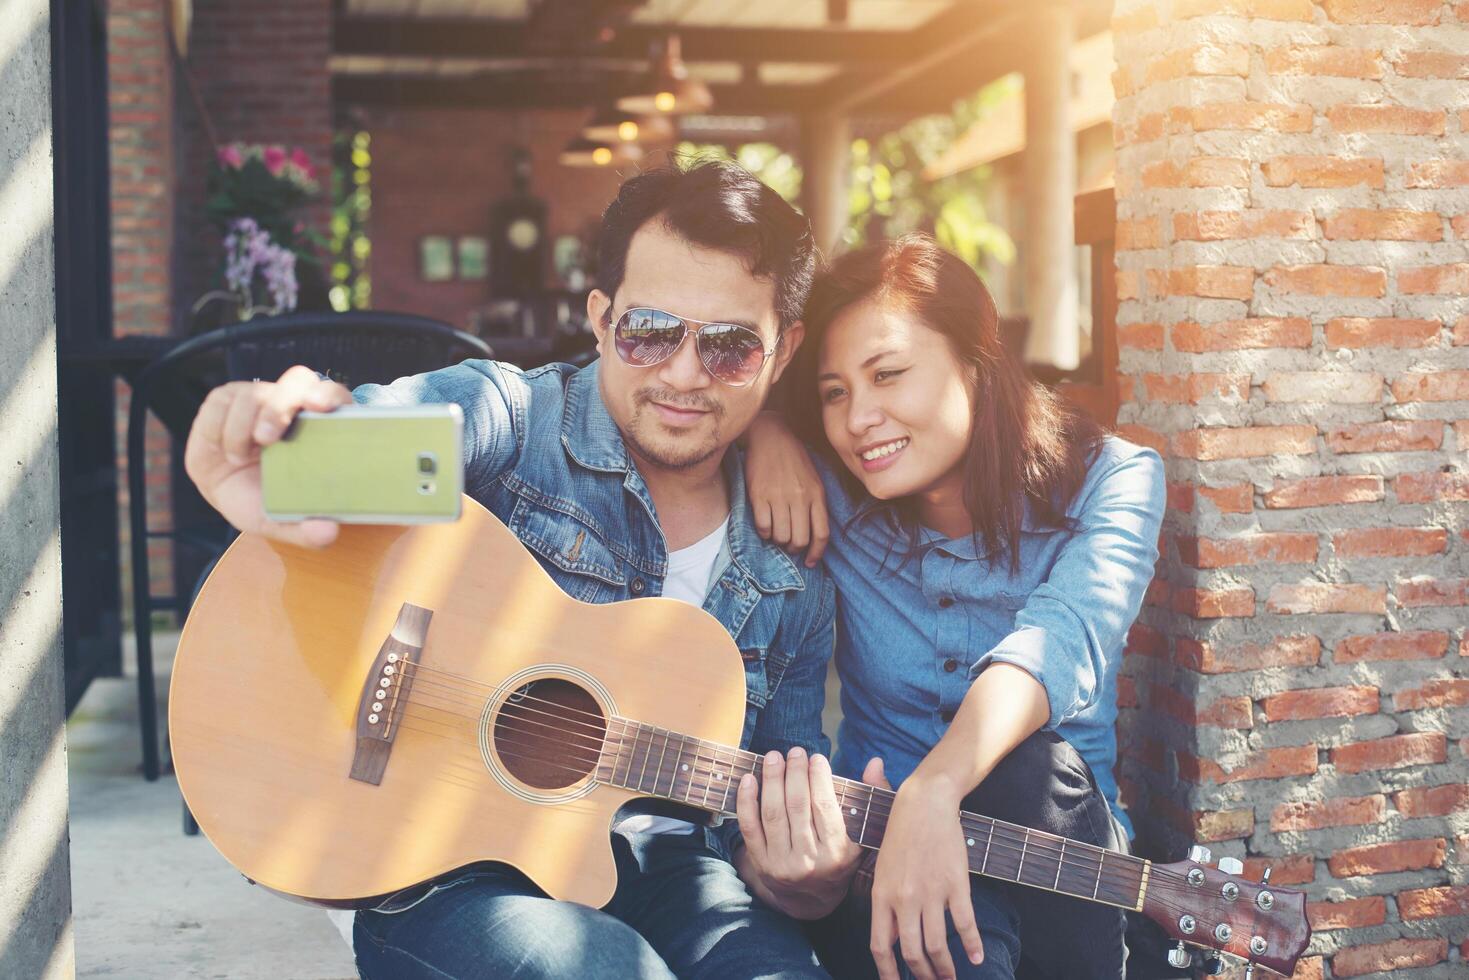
[791,235,1104,571]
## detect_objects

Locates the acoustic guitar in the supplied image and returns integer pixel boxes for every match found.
[170,498,1310,977]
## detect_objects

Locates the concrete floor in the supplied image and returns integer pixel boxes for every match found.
[67,631,357,979]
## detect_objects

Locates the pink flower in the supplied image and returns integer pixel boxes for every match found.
[216,144,244,169]
[289,146,314,177]
[262,145,287,176]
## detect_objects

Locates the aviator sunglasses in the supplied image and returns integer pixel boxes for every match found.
[612,307,777,387]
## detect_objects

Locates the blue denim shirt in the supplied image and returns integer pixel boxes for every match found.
[352,359,834,808]
[817,436,1164,838]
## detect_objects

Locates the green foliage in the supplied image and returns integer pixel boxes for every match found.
[673,141,803,204]
[678,77,1016,274]
[846,78,1016,270]
[330,130,373,311]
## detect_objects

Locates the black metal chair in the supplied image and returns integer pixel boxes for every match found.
[125,312,493,801]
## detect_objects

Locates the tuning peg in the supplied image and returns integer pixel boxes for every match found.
[1166,941,1191,969]
[1244,964,1255,980]
[1217,856,1243,875]
[1187,845,1213,864]
[1203,954,1225,975]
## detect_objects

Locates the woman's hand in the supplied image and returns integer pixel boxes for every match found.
[869,771,984,980]
[743,411,829,566]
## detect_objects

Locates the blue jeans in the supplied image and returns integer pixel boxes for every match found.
[353,828,829,979]
[805,731,1127,980]
[806,876,1021,980]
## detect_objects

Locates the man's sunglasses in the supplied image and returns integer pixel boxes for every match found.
[612,307,777,388]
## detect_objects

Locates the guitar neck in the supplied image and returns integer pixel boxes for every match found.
[599,717,1148,912]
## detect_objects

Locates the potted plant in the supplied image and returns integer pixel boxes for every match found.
[192,143,324,326]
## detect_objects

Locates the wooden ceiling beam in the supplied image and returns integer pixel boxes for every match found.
[330,2,1114,120]
[332,15,908,65]
[523,0,647,48]
[331,73,832,116]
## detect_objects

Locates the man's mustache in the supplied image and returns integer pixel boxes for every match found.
[637,388,723,416]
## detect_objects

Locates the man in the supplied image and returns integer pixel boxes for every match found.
[184,161,867,978]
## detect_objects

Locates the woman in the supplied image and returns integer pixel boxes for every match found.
[744,235,1165,980]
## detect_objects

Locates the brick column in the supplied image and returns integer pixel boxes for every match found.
[177,0,334,315]
[166,0,335,604]
[109,0,178,610]
[1112,2,1467,976]
[109,0,335,624]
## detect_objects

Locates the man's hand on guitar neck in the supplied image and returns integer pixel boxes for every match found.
[184,365,354,548]
[732,747,885,920]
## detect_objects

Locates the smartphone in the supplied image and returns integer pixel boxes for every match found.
[260,404,464,523]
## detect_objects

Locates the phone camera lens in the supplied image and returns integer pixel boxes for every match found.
[417,452,437,475]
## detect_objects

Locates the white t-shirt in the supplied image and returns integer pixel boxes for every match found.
[329,515,733,947]
[612,515,730,836]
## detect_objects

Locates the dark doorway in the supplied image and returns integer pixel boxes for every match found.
[53,0,123,711]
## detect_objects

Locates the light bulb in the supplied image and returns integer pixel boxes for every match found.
[654,91,676,113]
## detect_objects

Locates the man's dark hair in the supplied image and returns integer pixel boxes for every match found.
[597,159,817,330]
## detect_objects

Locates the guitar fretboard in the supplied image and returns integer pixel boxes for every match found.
[596,717,1147,910]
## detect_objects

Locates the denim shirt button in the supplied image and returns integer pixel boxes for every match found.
[943,658,959,673]
[938,596,954,608]
[940,708,956,723]
[630,577,645,595]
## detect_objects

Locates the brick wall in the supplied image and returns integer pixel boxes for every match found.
[108,0,335,623]
[1112,2,1467,977]
[175,0,334,313]
[367,106,645,328]
[108,0,177,610]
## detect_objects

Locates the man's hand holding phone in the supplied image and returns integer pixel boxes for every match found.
[184,366,354,548]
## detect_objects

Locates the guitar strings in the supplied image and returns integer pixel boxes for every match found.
[417,721,1154,902]
[372,710,1243,937]
[394,681,1178,891]
[400,660,1157,888]
[605,727,1160,894]
[380,695,1179,912]
[396,692,1160,896]
[367,702,1184,908]
[386,665,1188,888]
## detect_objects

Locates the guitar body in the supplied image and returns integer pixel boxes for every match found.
[169,496,748,909]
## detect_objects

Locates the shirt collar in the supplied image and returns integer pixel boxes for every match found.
[722,448,806,594]
[559,360,629,474]
[846,486,1049,561]
[560,360,804,594]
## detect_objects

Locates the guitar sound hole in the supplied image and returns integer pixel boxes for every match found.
[493,678,606,790]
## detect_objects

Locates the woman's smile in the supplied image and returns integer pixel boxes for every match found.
[857,436,910,471]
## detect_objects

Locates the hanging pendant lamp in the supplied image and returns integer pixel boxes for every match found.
[583,106,675,145]
[559,136,643,168]
[616,35,714,115]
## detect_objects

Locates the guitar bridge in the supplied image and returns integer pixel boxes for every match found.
[349,603,431,785]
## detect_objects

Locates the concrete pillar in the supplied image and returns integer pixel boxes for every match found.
[0,1,75,977]
[800,112,851,257]
[1021,2,1079,370]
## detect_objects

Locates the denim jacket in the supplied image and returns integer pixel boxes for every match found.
[815,437,1165,839]
[353,359,834,837]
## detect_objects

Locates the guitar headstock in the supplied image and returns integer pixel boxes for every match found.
[1140,848,1311,977]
